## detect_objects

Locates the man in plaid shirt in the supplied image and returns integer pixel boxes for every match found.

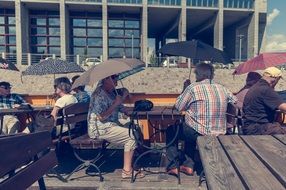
[0,81,26,134]
[166,63,237,176]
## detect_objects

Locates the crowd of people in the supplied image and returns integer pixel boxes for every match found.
[1,64,286,179]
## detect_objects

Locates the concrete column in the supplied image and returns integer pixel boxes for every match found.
[179,0,187,41]
[141,0,148,64]
[102,0,108,61]
[214,0,223,50]
[60,0,70,59]
[247,0,259,58]
[15,0,29,65]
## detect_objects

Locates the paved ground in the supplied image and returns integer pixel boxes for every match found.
[29,145,207,190]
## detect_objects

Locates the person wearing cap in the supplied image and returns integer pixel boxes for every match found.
[243,67,286,135]
[0,81,27,134]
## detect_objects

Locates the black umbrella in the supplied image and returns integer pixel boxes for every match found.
[22,58,84,75]
[0,57,19,71]
[158,39,232,64]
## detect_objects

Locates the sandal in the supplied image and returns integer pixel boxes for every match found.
[122,169,145,179]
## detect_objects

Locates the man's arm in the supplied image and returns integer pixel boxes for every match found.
[175,86,192,112]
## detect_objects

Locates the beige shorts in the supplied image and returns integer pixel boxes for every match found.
[97,121,137,152]
[1,115,20,135]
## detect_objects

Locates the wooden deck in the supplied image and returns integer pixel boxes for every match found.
[28,147,206,190]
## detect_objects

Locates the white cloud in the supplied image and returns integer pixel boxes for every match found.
[265,34,286,52]
[267,8,280,25]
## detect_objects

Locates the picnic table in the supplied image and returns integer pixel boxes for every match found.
[125,106,183,142]
[197,135,286,190]
[0,106,52,133]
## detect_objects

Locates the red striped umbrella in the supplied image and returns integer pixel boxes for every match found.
[233,52,286,75]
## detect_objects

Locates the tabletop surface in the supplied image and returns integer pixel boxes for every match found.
[0,106,52,115]
[197,135,286,190]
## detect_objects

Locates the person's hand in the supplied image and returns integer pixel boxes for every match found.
[183,79,191,91]
[114,95,123,106]
[121,88,130,100]
[12,104,20,108]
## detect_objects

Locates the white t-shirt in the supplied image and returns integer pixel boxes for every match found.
[55,94,78,108]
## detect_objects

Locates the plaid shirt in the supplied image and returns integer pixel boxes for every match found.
[0,94,26,109]
[175,79,237,135]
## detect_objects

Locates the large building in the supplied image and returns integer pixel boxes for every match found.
[0,0,267,65]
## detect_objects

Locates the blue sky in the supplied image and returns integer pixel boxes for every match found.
[265,0,286,51]
[267,0,286,36]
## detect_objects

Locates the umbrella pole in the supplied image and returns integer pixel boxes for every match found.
[110,77,119,96]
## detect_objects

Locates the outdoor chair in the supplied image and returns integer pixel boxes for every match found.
[60,102,111,181]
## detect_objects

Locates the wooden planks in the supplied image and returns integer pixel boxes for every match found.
[241,135,286,187]
[197,136,245,190]
[274,134,286,144]
[0,131,52,177]
[218,135,285,190]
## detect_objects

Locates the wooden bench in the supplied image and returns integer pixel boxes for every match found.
[0,131,58,190]
[60,102,107,181]
[197,135,286,190]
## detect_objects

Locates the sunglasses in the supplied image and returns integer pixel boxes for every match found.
[0,86,11,90]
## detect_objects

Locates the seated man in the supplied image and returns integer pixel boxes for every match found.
[243,67,286,135]
[88,75,144,179]
[0,81,28,134]
[166,63,237,176]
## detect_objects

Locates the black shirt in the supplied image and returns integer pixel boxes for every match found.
[243,79,284,126]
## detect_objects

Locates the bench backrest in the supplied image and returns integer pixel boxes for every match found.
[62,102,89,125]
[0,131,57,190]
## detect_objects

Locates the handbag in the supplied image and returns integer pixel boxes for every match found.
[133,100,153,112]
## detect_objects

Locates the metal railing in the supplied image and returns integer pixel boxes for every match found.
[148,0,181,6]
[66,0,102,3]
[66,54,103,65]
[108,0,142,4]
[3,53,17,65]
[224,0,254,9]
[187,0,218,7]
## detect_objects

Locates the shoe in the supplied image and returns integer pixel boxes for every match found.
[180,165,194,176]
[122,169,145,179]
[167,168,179,176]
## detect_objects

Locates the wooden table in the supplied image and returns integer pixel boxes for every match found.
[125,106,183,141]
[0,106,52,133]
[197,135,286,190]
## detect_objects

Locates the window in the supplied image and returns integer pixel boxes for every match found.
[108,18,140,58]
[71,15,103,57]
[30,11,60,55]
[0,10,16,53]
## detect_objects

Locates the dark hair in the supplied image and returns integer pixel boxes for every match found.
[54,77,72,93]
[0,81,11,87]
[195,63,214,81]
[71,75,85,91]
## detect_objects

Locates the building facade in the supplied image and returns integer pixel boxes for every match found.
[0,0,267,65]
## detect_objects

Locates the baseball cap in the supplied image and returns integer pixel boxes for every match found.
[263,67,282,78]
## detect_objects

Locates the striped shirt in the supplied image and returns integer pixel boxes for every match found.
[175,79,237,135]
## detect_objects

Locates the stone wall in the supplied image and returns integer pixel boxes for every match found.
[0,68,285,95]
